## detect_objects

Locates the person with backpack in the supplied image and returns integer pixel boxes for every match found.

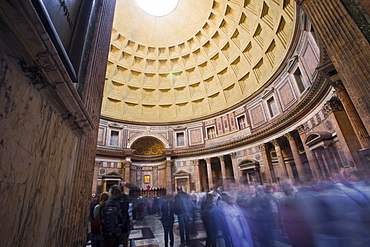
[91,192,109,247]
[101,181,137,247]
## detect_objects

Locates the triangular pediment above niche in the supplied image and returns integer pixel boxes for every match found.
[102,171,121,179]
[174,169,190,177]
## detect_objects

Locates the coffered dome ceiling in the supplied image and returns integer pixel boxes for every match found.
[102,0,296,123]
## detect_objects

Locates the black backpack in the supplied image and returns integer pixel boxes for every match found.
[101,198,126,235]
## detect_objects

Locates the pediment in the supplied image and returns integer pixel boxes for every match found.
[102,171,121,179]
[174,169,190,177]
[305,131,333,147]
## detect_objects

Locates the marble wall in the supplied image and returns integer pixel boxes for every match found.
[0,0,115,246]
[0,50,79,246]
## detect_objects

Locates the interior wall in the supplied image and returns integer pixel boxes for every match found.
[0,52,79,246]
[0,0,116,246]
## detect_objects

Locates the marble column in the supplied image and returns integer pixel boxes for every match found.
[313,148,330,178]
[285,132,306,182]
[322,146,338,173]
[297,0,370,134]
[297,125,320,181]
[219,155,227,187]
[153,166,158,188]
[271,139,289,181]
[165,157,173,194]
[330,80,370,149]
[258,143,273,184]
[230,152,240,184]
[92,161,100,194]
[258,143,272,184]
[192,159,201,192]
[137,166,143,189]
[123,159,131,194]
[205,158,213,191]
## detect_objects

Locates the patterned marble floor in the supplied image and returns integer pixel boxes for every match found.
[130,214,207,247]
[87,214,292,247]
[129,214,291,247]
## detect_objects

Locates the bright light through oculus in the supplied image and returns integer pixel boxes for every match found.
[135,0,179,17]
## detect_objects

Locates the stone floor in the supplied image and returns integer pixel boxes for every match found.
[87,213,292,247]
[131,214,207,247]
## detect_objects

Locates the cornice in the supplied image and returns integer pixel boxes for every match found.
[172,76,330,157]
[96,148,126,158]
[98,74,330,158]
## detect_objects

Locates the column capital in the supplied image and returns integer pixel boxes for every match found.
[284,132,294,141]
[230,152,237,159]
[258,143,266,151]
[218,156,224,162]
[324,96,344,113]
[270,139,279,147]
[123,161,131,168]
[192,159,199,165]
[205,157,211,164]
[166,160,172,167]
[329,80,345,91]
[297,125,306,134]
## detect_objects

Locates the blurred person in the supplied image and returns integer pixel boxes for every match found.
[174,185,193,247]
[91,192,109,247]
[190,193,199,221]
[211,187,254,247]
[249,185,275,247]
[279,183,314,247]
[101,181,137,247]
[160,195,175,247]
[264,185,280,236]
[201,193,217,247]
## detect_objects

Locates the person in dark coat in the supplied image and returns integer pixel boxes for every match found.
[174,185,193,247]
[201,193,216,247]
[160,195,175,247]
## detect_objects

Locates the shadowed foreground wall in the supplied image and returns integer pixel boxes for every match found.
[0,0,115,246]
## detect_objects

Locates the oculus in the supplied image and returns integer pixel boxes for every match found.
[135,0,179,16]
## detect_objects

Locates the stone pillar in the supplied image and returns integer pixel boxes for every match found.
[123,159,131,194]
[297,125,320,181]
[312,148,330,178]
[230,152,239,184]
[205,158,213,191]
[297,0,370,134]
[153,166,158,188]
[285,132,306,182]
[192,159,201,192]
[271,139,289,181]
[219,155,227,187]
[258,144,272,184]
[92,161,100,194]
[330,80,370,149]
[322,146,339,173]
[165,157,173,194]
[137,166,143,189]
[324,96,365,169]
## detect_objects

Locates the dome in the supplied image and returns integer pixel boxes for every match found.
[102,0,296,123]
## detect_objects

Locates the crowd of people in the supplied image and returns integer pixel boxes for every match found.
[89,167,370,247]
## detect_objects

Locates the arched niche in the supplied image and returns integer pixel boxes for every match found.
[130,136,166,155]
[128,133,170,149]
